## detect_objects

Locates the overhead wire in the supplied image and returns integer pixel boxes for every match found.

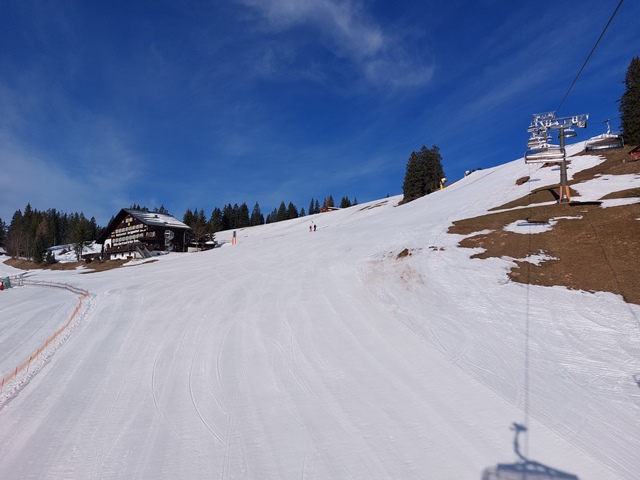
[523,163,534,459]
[521,0,625,462]
[555,0,625,114]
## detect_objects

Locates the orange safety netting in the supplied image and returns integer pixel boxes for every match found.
[1,282,89,390]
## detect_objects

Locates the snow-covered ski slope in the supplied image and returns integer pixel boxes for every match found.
[1,149,639,479]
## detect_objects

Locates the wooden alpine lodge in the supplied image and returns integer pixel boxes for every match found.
[96,209,190,260]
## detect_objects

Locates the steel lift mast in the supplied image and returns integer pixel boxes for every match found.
[524,112,588,203]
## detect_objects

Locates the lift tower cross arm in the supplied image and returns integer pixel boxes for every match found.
[528,112,588,132]
[524,111,589,203]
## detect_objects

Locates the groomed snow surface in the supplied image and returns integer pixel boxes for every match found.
[1,154,639,479]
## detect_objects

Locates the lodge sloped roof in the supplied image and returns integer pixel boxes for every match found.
[96,208,190,244]
[123,209,190,229]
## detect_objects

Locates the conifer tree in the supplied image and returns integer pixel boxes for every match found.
[619,56,640,146]
[266,208,277,224]
[72,221,92,261]
[231,204,239,228]
[32,217,50,262]
[287,202,298,219]
[32,235,45,263]
[222,204,234,230]
[47,208,61,246]
[401,145,445,203]
[250,202,264,226]
[0,217,6,247]
[153,205,169,215]
[183,208,208,246]
[89,217,98,240]
[276,201,288,222]
[323,196,335,208]
[183,208,195,226]
[309,198,316,215]
[402,152,424,202]
[340,196,352,208]
[209,207,223,233]
[3,206,99,260]
[237,203,250,228]
[193,209,209,246]
[6,209,27,258]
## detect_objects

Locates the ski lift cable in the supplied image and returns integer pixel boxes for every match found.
[555,0,625,114]
[523,164,532,458]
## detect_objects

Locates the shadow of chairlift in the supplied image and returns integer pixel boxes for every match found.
[481,424,579,480]
[568,201,602,207]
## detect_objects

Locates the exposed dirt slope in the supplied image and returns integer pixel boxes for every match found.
[4,258,132,273]
[449,146,640,305]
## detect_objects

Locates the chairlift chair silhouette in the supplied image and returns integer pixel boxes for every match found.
[524,144,565,164]
[585,120,624,152]
[481,424,579,480]
[525,126,565,163]
[527,133,553,148]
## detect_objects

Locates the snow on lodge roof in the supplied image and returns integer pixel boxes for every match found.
[124,209,189,229]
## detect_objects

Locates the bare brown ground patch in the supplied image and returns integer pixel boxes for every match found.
[3,258,130,273]
[491,145,640,211]
[572,146,640,180]
[601,187,640,200]
[490,184,579,211]
[449,147,640,305]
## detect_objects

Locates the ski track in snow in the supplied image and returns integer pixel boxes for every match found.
[0,154,639,479]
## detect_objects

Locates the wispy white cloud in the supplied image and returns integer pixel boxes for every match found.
[0,134,101,222]
[0,128,146,225]
[363,57,434,88]
[237,0,433,88]
[0,74,146,224]
[240,0,383,55]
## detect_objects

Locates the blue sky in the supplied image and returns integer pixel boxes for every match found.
[1,0,638,226]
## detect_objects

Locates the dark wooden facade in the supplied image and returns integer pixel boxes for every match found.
[320,206,340,213]
[96,209,190,260]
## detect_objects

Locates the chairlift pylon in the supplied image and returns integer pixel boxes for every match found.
[524,112,588,202]
[524,112,588,163]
